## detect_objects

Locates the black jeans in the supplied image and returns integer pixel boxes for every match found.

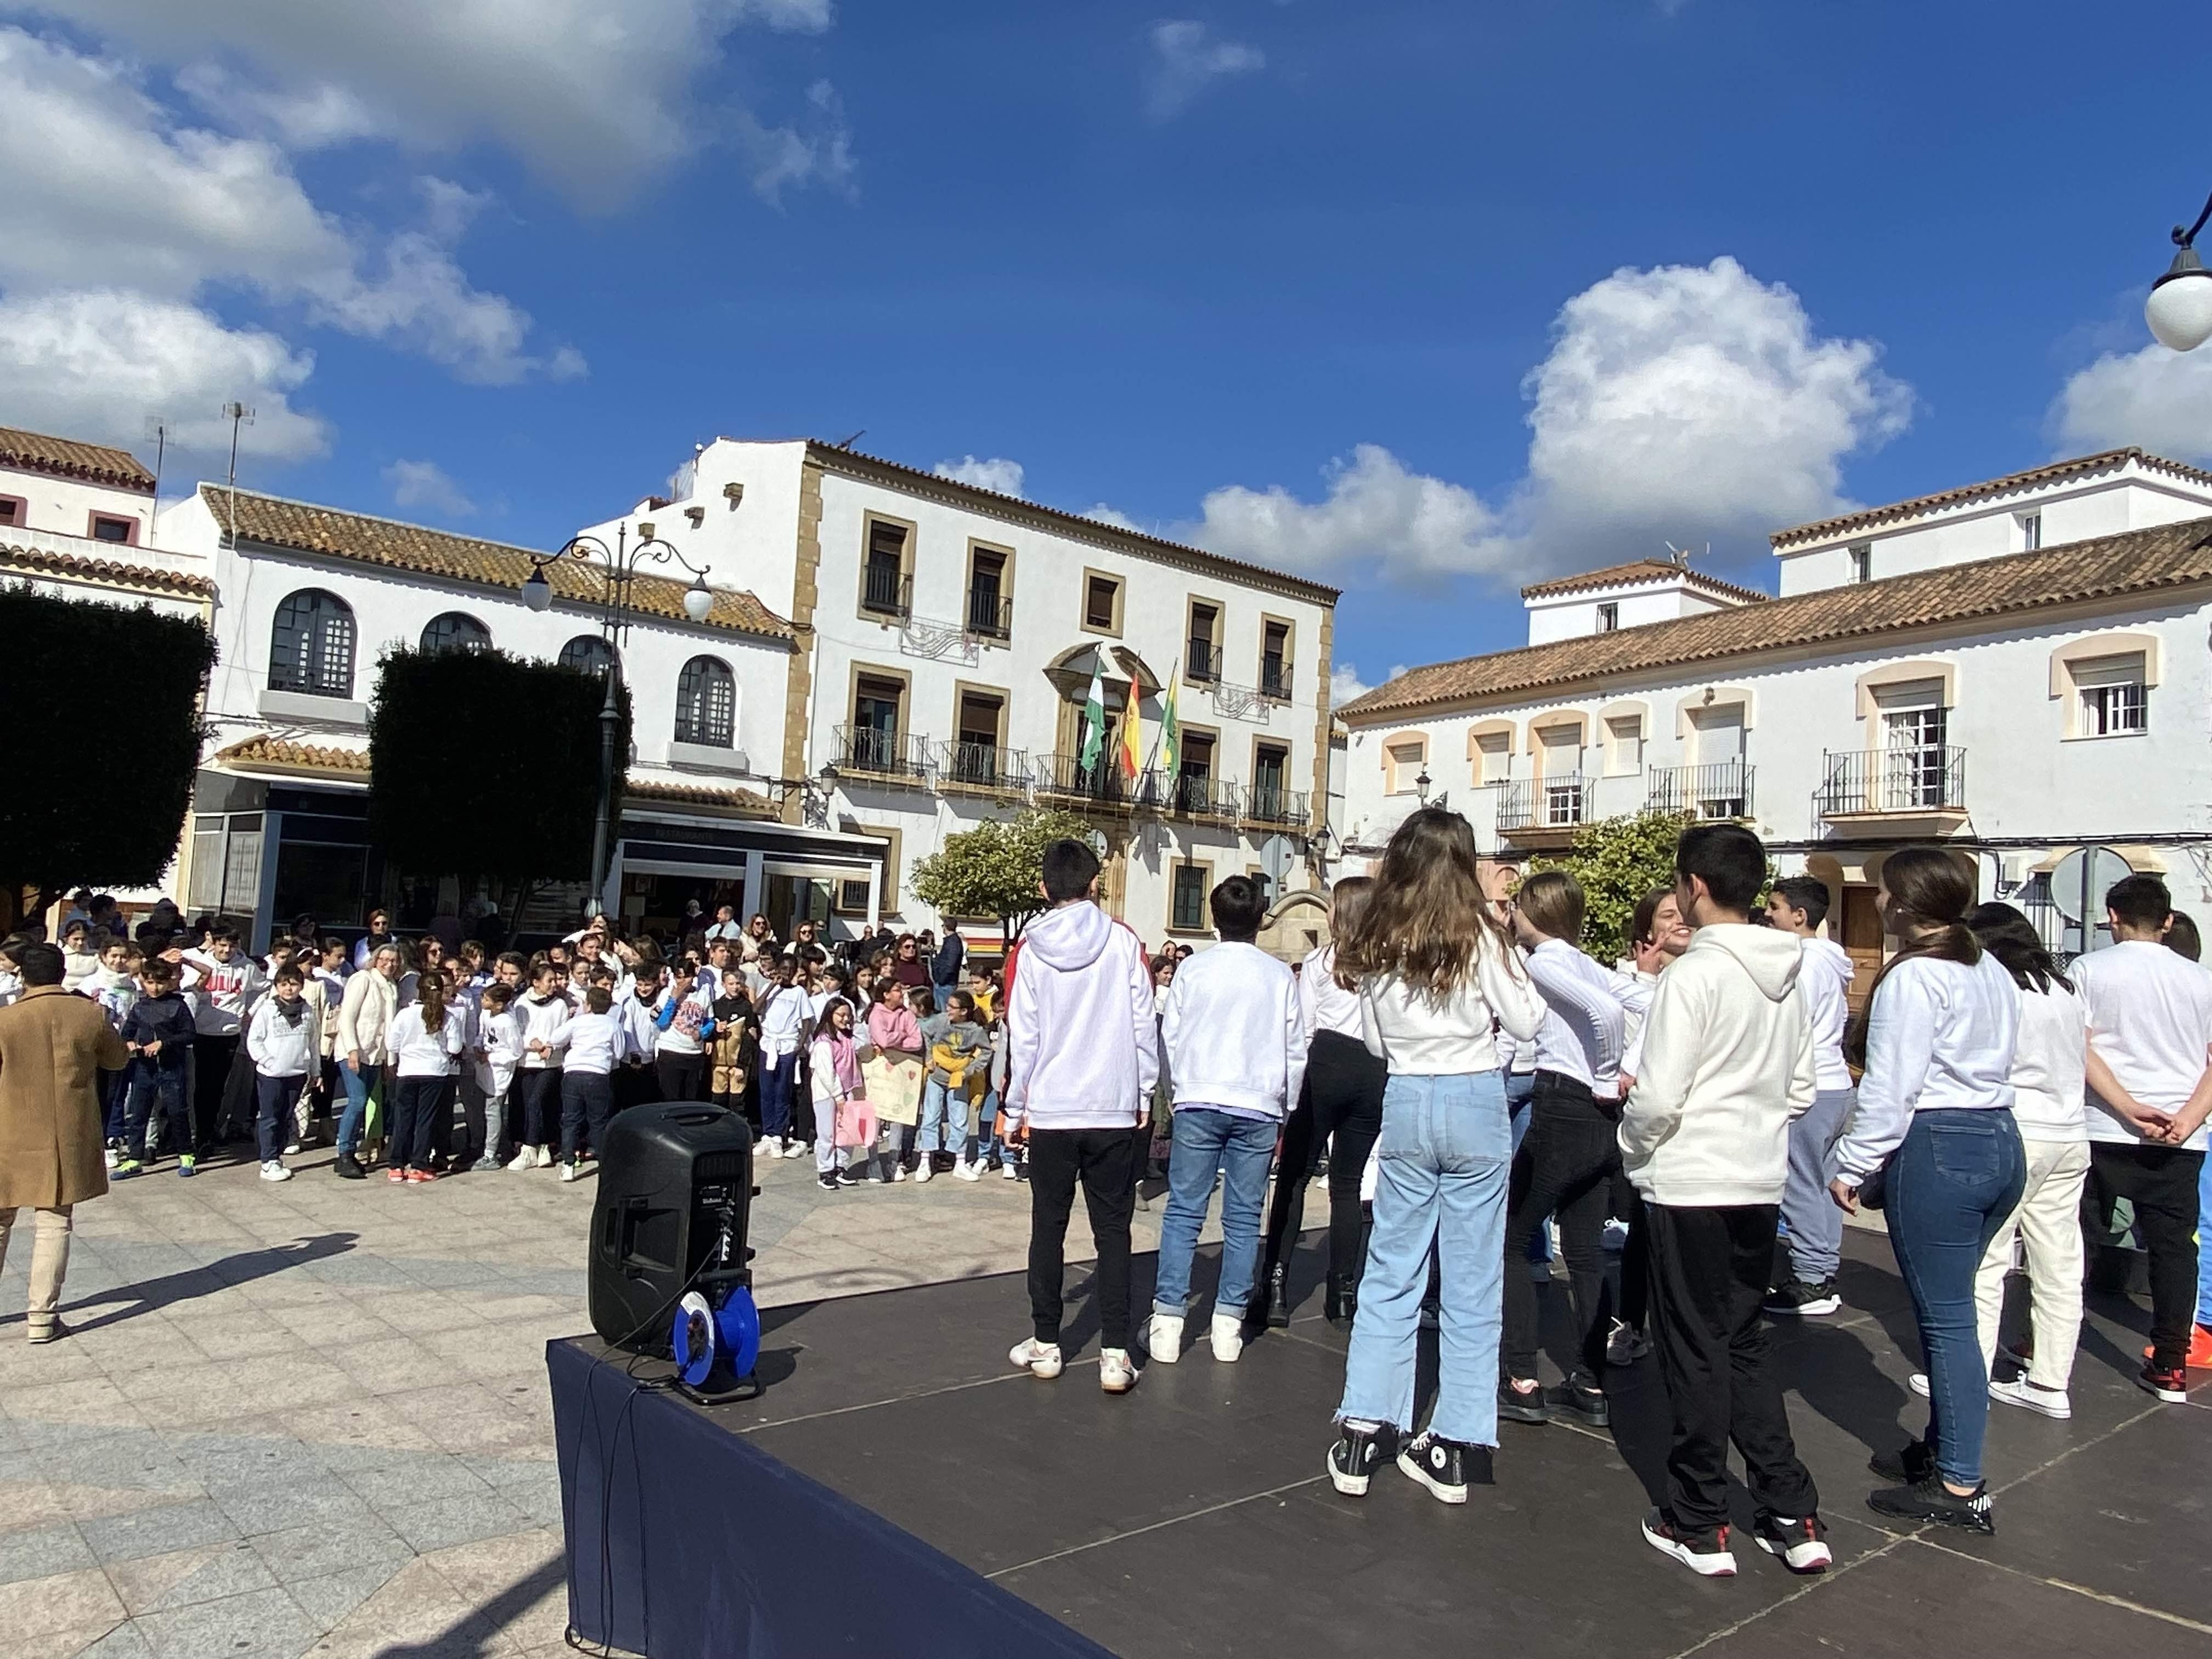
[1262,1031,1388,1292]
[191,1034,237,1144]
[2086,1142,2206,1372]
[254,1073,306,1164]
[561,1071,616,1163]
[516,1068,563,1149]
[1502,1072,1622,1383]
[1026,1126,1139,1350]
[390,1075,448,1172]
[657,1051,706,1103]
[1643,1201,1819,1533]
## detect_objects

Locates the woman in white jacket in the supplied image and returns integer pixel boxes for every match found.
[1324,809,1545,1507]
[333,944,402,1178]
[245,963,315,1183]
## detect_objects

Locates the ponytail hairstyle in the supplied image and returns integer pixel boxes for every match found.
[1843,847,1980,1068]
[1966,901,2072,997]
[1334,808,1516,1001]
[416,969,451,1035]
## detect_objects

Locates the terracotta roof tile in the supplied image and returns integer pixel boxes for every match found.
[1519,557,1769,605]
[202,485,794,642]
[213,736,370,775]
[0,425,156,491]
[0,541,215,598]
[625,777,780,816]
[1768,448,2212,549]
[1339,514,2212,721]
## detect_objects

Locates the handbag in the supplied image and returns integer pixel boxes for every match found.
[833,1095,877,1150]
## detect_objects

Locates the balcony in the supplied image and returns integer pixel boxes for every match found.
[860,565,912,620]
[1496,774,1587,849]
[1161,771,1238,822]
[1815,746,1968,836]
[1186,641,1223,683]
[1034,752,1131,809]
[1259,657,1294,702]
[1241,781,1311,827]
[833,724,930,783]
[1647,759,1755,821]
[934,738,1029,794]
[965,591,1012,641]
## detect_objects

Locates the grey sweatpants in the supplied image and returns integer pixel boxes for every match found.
[1782,1086,1856,1283]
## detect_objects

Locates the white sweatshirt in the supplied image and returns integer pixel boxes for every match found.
[476,1007,524,1096]
[808,1032,878,1114]
[1358,931,1543,1076]
[245,995,315,1079]
[620,991,662,1063]
[757,984,810,1061]
[1297,944,1361,1044]
[2007,979,2088,1143]
[1521,939,1650,1098]
[387,1005,466,1078]
[1835,952,2018,1182]
[1003,900,1157,1132]
[1620,924,1816,1206]
[563,1011,629,1076]
[1798,936,1857,1092]
[2072,939,2212,1152]
[183,951,267,1036]
[515,991,574,1070]
[1160,941,1305,1120]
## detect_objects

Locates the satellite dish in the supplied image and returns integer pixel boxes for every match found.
[1259,834,1295,885]
[2049,846,2133,924]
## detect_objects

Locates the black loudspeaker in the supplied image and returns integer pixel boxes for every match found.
[589,1103,754,1353]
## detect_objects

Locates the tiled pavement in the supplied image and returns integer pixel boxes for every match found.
[0,1143,1181,1657]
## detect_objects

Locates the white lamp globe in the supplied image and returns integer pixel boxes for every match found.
[522,567,553,612]
[2148,266,2212,352]
[682,574,714,622]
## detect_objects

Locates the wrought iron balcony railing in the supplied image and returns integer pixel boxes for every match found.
[1816,746,1967,817]
[1647,759,1754,820]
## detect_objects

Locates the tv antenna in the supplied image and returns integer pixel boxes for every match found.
[142,417,170,516]
[834,429,865,450]
[222,403,255,547]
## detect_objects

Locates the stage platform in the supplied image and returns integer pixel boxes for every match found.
[552,1228,2212,1657]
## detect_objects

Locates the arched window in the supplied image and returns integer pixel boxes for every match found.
[674,656,735,747]
[269,589,357,698]
[420,612,490,655]
[558,635,616,678]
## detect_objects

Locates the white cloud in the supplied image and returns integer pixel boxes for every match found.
[1144,20,1263,120]
[19,0,844,211]
[1183,257,1909,585]
[1329,663,1372,706]
[740,79,856,205]
[2049,342,2212,463]
[1189,444,1500,582]
[385,458,476,517]
[0,289,328,462]
[933,454,1026,496]
[1079,503,1143,531]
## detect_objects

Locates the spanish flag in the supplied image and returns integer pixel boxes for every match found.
[1117,678,1143,783]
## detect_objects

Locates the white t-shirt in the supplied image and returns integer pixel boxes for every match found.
[2007,978,2088,1142]
[2072,940,2212,1150]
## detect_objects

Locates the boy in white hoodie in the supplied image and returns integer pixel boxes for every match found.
[1763,877,1859,1318]
[1619,823,1829,1580]
[1148,876,1305,1367]
[1003,838,1158,1395]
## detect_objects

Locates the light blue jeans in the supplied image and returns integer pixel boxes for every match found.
[336,1061,381,1155]
[1153,1108,1278,1317]
[1336,1071,1511,1446]
[918,1078,975,1158]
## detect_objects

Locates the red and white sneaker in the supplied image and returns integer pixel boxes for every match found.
[1641,1508,1736,1577]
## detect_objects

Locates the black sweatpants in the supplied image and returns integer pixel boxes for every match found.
[657,1050,706,1103]
[2086,1142,2205,1372]
[1502,1072,1622,1383]
[191,1034,238,1144]
[1026,1126,1138,1351]
[1643,1201,1819,1533]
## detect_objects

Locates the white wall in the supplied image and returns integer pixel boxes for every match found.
[0,462,157,545]
[572,440,810,622]
[1526,580,1742,644]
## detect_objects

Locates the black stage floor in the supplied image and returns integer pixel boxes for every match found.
[565,1228,2212,1657]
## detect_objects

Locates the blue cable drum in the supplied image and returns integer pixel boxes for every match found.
[715,1285,760,1380]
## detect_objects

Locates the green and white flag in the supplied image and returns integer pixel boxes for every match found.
[1157,670,1181,776]
[1078,653,1109,771]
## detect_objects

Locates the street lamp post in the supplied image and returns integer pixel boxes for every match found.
[522,521,715,909]
[2146,190,2212,352]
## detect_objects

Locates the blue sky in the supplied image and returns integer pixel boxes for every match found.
[4,1,2210,695]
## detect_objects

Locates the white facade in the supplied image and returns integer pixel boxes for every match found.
[1523,562,1754,644]
[574,439,1340,947]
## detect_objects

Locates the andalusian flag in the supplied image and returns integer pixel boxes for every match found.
[1117,678,1143,783]
[1156,670,1181,776]
[1079,654,1109,772]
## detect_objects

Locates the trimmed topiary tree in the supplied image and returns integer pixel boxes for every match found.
[910,806,1098,949]
[0,585,214,918]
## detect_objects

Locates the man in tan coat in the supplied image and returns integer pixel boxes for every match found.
[0,942,129,1342]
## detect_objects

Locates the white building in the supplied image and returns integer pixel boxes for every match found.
[571,439,1339,949]
[1338,447,2212,988]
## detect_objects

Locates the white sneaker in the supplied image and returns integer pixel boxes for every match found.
[913,1157,934,1184]
[1211,1312,1245,1364]
[1147,1312,1184,1364]
[890,1163,908,1182]
[104,1145,119,1169]
[1009,1338,1064,1380]
[957,1159,984,1182]
[1001,1159,1020,1180]
[506,1149,536,1172]
[1988,1376,2072,1419]
[258,1160,292,1183]
[283,1140,304,1156]
[533,1145,555,1169]
[558,1161,579,1183]
[781,1137,807,1159]
[1099,1347,1137,1393]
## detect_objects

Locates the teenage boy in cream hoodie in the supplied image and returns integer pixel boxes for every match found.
[1003,838,1158,1395]
[1619,823,1829,1581]
[1147,876,1305,1367]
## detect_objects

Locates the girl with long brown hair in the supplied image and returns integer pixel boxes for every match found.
[1831,847,2023,1533]
[1325,809,1545,1506]
[386,969,465,1183]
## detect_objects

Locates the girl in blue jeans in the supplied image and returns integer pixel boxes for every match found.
[1833,847,2025,1534]
[1323,809,1545,1505]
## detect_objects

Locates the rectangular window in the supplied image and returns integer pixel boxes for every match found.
[1603,714,1643,775]
[91,515,133,544]
[1596,602,1619,633]
[966,548,1010,639]
[0,498,18,525]
[951,691,1006,783]
[1475,731,1510,785]
[2075,655,2148,736]
[850,674,904,771]
[1187,601,1221,681]
[2019,511,2043,552]
[1084,572,1122,633]
[835,877,872,915]
[1171,863,1209,932]
[1878,685,1949,808]
[1251,742,1289,820]
[1260,619,1291,698]
[1690,704,1743,765]
[1387,738,1426,795]
[1178,731,1217,815]
[1848,541,1872,583]
[861,520,909,617]
[1536,724,1581,777]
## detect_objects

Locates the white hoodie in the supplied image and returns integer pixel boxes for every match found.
[1003,900,1156,1132]
[1161,940,1305,1120]
[245,994,316,1079]
[1619,924,1816,1206]
[1797,935,1857,1092]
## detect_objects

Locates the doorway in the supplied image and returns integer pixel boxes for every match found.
[1839,884,1884,1014]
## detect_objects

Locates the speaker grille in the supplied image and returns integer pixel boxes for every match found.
[694,1151,746,1184]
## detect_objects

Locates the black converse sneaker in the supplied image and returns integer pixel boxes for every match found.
[1866,1474,1994,1534]
[1751,1510,1833,1572]
[1763,1276,1842,1316]
[1640,1508,1736,1576]
[1397,1430,1480,1504]
[1327,1421,1388,1497]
